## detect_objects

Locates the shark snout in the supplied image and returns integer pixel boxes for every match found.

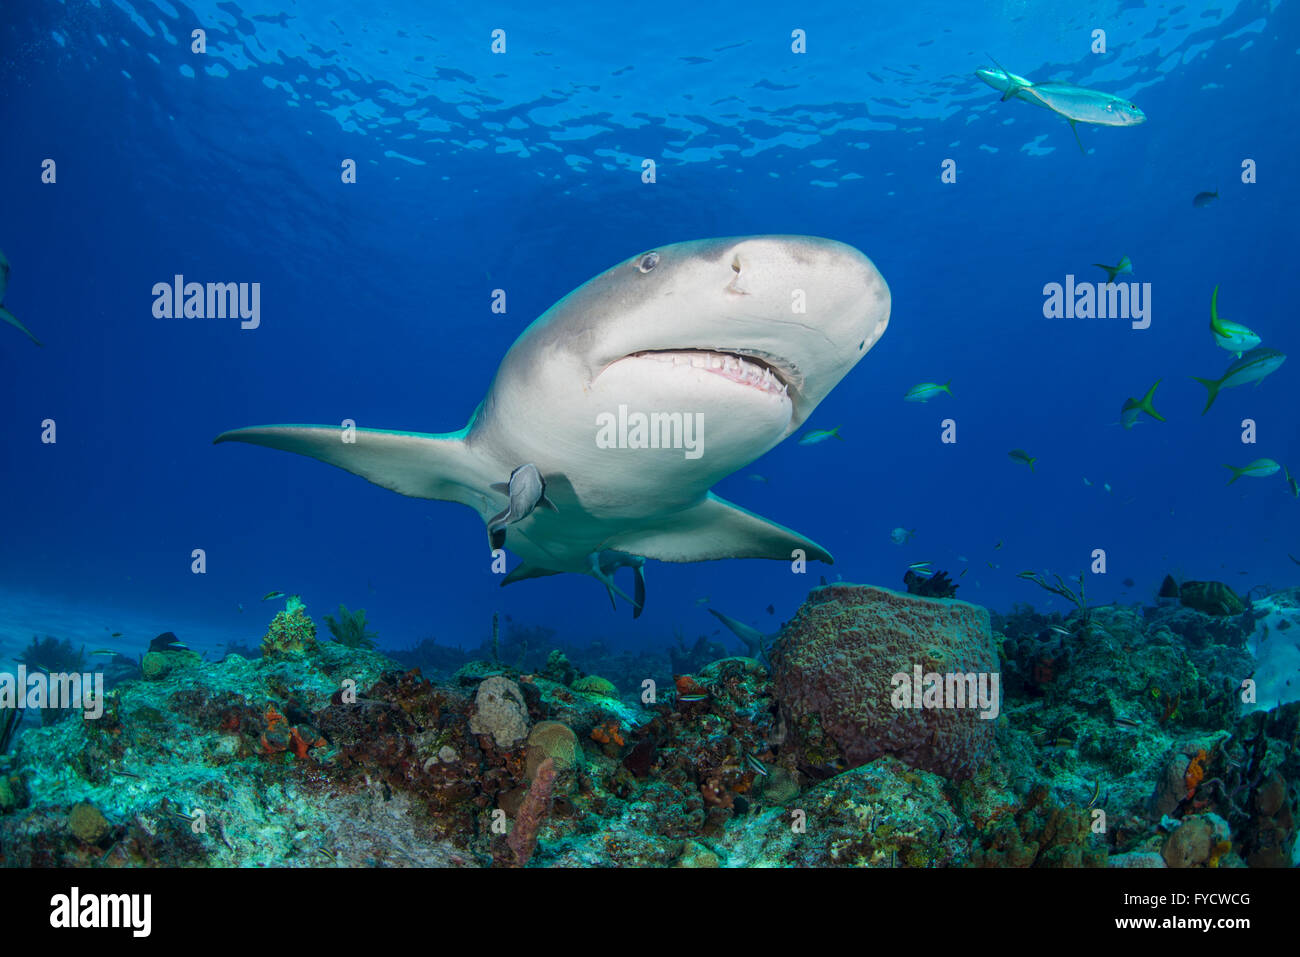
[707,235,890,432]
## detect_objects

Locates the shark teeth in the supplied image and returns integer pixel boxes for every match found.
[632,350,789,396]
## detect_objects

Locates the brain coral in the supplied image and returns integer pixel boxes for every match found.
[770,584,999,780]
[525,720,580,780]
[571,676,618,698]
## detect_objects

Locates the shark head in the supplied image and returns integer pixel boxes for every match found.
[487,236,890,484]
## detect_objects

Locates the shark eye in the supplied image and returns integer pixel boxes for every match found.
[731,255,741,274]
[637,252,660,273]
[1106,103,1114,111]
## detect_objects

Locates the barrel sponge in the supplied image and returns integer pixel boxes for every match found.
[770,584,999,780]
[469,676,530,748]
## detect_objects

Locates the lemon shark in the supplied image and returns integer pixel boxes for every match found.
[215,236,891,610]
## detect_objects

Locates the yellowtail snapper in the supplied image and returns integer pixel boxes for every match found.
[1209,285,1260,357]
[904,381,952,402]
[1192,347,1286,413]
[1008,449,1037,471]
[1119,380,1165,429]
[1092,255,1133,284]
[799,425,843,445]
[1224,459,1281,485]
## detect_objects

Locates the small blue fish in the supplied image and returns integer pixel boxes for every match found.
[904,381,952,403]
[890,527,915,545]
[1224,459,1280,485]
[744,752,769,777]
[799,425,842,445]
[1008,449,1037,471]
[1192,190,1219,208]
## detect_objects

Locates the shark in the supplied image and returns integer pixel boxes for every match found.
[708,607,779,666]
[215,235,891,611]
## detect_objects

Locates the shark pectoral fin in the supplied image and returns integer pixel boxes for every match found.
[609,493,833,564]
[214,425,494,511]
[501,563,564,587]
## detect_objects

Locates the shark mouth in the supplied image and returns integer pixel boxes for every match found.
[628,349,793,397]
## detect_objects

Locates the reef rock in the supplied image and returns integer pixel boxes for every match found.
[469,676,530,748]
[770,584,999,780]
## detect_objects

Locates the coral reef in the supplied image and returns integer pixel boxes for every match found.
[969,785,1106,867]
[261,601,318,657]
[1,579,1296,869]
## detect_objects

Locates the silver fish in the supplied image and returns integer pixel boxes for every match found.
[488,463,558,549]
[978,61,1145,153]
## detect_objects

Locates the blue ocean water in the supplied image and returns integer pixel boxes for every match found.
[1,0,1296,661]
